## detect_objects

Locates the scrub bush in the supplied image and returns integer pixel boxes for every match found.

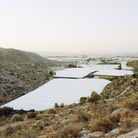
[122,97,138,110]
[79,97,87,104]
[27,112,36,119]
[11,114,23,122]
[91,116,114,133]
[87,91,101,104]
[48,108,57,114]
[0,107,14,117]
[60,124,84,138]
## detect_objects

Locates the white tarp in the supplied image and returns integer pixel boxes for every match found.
[94,69,133,76]
[2,78,110,111]
[54,68,96,78]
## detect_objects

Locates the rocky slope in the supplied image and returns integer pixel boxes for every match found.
[0,55,138,138]
[102,60,138,99]
[0,47,64,105]
[127,60,138,74]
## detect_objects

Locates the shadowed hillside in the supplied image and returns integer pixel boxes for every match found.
[0,47,64,105]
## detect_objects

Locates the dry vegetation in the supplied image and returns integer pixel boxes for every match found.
[101,60,138,100]
[0,91,138,138]
[0,49,138,138]
[0,47,65,105]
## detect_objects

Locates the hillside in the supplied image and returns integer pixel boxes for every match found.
[0,47,64,105]
[0,60,138,138]
[102,60,138,99]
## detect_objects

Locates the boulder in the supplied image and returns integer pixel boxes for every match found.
[81,131,104,138]
[105,128,120,137]
[111,108,129,117]
[117,129,138,138]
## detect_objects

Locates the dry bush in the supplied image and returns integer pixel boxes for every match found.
[77,111,90,122]
[4,125,22,136]
[27,112,36,119]
[120,109,135,118]
[48,108,58,114]
[4,126,16,136]
[122,97,138,110]
[107,103,119,113]
[89,103,110,119]
[11,114,23,122]
[23,132,38,138]
[120,118,133,132]
[58,123,84,138]
[32,121,44,132]
[91,116,114,133]
[35,114,43,120]
[110,115,120,127]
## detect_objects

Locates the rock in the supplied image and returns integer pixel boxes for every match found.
[117,129,138,138]
[79,128,89,136]
[111,108,129,117]
[81,131,104,138]
[55,114,59,117]
[105,128,120,137]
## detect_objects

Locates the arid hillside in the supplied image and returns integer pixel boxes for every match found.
[127,60,138,74]
[0,47,64,105]
[102,60,138,99]
[0,60,138,138]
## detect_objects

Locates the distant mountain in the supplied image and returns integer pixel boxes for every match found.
[0,47,64,105]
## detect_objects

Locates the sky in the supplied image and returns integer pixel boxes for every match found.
[0,0,138,54]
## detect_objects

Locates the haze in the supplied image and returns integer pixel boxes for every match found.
[0,0,138,53]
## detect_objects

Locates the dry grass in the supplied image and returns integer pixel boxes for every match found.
[122,96,138,111]
[90,115,114,133]
[26,112,36,119]
[55,123,84,138]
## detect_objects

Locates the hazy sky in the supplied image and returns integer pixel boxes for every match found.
[0,0,138,53]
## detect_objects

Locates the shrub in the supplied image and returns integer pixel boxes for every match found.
[49,71,55,76]
[0,107,14,117]
[54,103,59,108]
[120,109,135,118]
[4,125,21,136]
[23,132,38,138]
[68,64,77,68]
[79,97,87,104]
[132,73,138,78]
[4,126,16,136]
[35,114,43,120]
[11,114,23,122]
[87,91,101,104]
[48,108,57,114]
[107,104,118,113]
[33,121,44,132]
[77,112,90,122]
[120,118,133,131]
[27,112,36,119]
[92,116,114,133]
[61,124,83,138]
[15,109,26,114]
[122,97,138,110]
[60,103,65,108]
